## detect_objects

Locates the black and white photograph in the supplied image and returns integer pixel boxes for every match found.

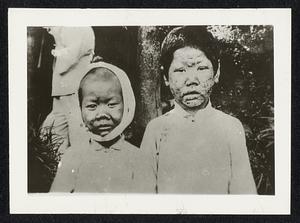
[9,9,291,214]
[27,25,272,195]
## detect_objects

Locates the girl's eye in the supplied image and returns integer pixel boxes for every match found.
[197,66,209,71]
[108,103,118,108]
[86,104,97,110]
[174,68,186,73]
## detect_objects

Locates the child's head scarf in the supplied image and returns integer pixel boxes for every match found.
[79,61,136,142]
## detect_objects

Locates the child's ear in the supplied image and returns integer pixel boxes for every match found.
[163,75,169,86]
[214,59,221,83]
[161,66,169,87]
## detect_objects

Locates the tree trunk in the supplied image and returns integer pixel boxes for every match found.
[136,26,162,130]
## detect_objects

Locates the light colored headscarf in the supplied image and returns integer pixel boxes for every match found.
[79,61,136,142]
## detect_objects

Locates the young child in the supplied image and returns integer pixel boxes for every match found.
[140,26,257,194]
[50,62,147,193]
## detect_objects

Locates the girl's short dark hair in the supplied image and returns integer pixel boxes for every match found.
[161,26,220,79]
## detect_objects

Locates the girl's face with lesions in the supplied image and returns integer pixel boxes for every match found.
[81,69,124,137]
[168,46,217,113]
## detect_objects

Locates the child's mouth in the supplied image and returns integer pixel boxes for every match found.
[93,125,113,137]
[97,125,112,131]
[183,91,201,101]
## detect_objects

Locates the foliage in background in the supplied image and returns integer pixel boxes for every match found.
[208,25,274,194]
[28,114,62,192]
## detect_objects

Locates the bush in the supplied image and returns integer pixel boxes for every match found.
[28,120,63,192]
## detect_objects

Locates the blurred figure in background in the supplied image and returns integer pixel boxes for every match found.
[40,26,95,154]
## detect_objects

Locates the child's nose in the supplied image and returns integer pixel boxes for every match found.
[95,105,110,119]
[185,69,199,86]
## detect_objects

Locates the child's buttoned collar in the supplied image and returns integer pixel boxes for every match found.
[88,134,132,152]
[171,100,213,123]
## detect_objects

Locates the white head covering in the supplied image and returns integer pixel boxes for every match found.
[79,61,136,142]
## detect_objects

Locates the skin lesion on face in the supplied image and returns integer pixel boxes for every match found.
[168,46,218,114]
[80,68,124,137]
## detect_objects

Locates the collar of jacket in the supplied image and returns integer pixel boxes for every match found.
[171,100,213,122]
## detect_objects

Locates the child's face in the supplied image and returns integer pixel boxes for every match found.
[81,70,124,137]
[168,46,216,112]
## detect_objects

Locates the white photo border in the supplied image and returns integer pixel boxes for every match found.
[8,8,291,214]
